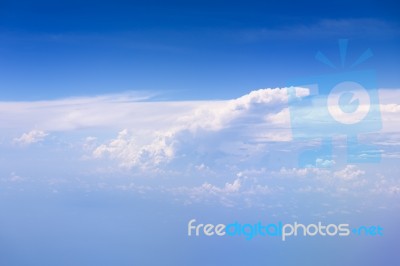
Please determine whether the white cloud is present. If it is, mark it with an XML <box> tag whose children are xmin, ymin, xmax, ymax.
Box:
<box><xmin>276</xmin><ymin>166</ymin><xmax>330</xmax><ymax>178</ymax></box>
<box><xmin>1</xmin><ymin>88</ymin><xmax>400</xmax><ymax>212</ymax></box>
<box><xmin>389</xmin><ymin>186</ymin><xmax>400</xmax><ymax>195</ymax></box>
<box><xmin>13</xmin><ymin>130</ymin><xmax>48</xmax><ymax>145</ymax></box>
<box><xmin>93</xmin><ymin>129</ymin><xmax>175</xmax><ymax>169</ymax></box>
<box><xmin>169</xmin><ymin>178</ymin><xmax>245</xmax><ymax>207</ymax></box>
<box><xmin>10</xmin><ymin>172</ymin><xmax>24</xmax><ymax>182</ymax></box>
<box><xmin>0</xmin><ymin>92</ymin><xmax>176</xmax><ymax>133</ymax></box>
<box><xmin>265</xmin><ymin>108</ymin><xmax>290</xmax><ymax>125</ymax></box>
<box><xmin>224</xmin><ymin>178</ymin><xmax>242</xmax><ymax>193</ymax></box>
<box><xmin>90</xmin><ymin>87</ymin><xmax>308</xmax><ymax>169</ymax></box>
<box><xmin>334</xmin><ymin>165</ymin><xmax>365</xmax><ymax>181</ymax></box>
<box><xmin>380</xmin><ymin>104</ymin><xmax>400</xmax><ymax>113</ymax></box>
<box><xmin>316</xmin><ymin>158</ymin><xmax>335</xmax><ymax>168</ymax></box>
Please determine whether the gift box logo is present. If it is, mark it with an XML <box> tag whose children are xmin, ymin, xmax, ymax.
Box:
<box><xmin>287</xmin><ymin>39</ymin><xmax>381</xmax><ymax>167</ymax></box>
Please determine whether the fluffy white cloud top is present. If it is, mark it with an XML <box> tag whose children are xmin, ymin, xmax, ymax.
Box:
<box><xmin>90</xmin><ymin>87</ymin><xmax>307</xmax><ymax>168</ymax></box>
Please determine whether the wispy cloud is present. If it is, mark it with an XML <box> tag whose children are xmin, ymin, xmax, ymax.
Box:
<box><xmin>236</xmin><ymin>19</ymin><xmax>400</xmax><ymax>42</ymax></box>
<box><xmin>13</xmin><ymin>130</ymin><xmax>48</xmax><ymax>146</ymax></box>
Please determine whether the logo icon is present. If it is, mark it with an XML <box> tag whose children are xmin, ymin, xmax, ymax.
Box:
<box><xmin>287</xmin><ymin>39</ymin><xmax>381</xmax><ymax>167</ymax></box>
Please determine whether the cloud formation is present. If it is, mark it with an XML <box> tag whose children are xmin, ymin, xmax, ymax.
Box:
<box><xmin>13</xmin><ymin>130</ymin><xmax>48</xmax><ymax>145</ymax></box>
<box><xmin>1</xmin><ymin>88</ymin><xmax>400</xmax><ymax>212</ymax></box>
<box><xmin>91</xmin><ymin>87</ymin><xmax>308</xmax><ymax>169</ymax></box>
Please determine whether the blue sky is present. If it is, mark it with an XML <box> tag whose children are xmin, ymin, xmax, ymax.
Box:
<box><xmin>0</xmin><ymin>0</ymin><xmax>399</xmax><ymax>100</ymax></box>
<box><xmin>1</xmin><ymin>1</ymin><xmax>400</xmax><ymax>265</ymax></box>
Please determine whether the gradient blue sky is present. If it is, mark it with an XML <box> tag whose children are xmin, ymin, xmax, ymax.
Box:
<box><xmin>0</xmin><ymin>0</ymin><xmax>399</xmax><ymax>100</ymax></box>
<box><xmin>1</xmin><ymin>1</ymin><xmax>400</xmax><ymax>266</ymax></box>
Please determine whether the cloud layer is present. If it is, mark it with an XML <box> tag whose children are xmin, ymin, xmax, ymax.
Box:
<box><xmin>1</xmin><ymin>88</ymin><xmax>400</xmax><ymax>211</ymax></box>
